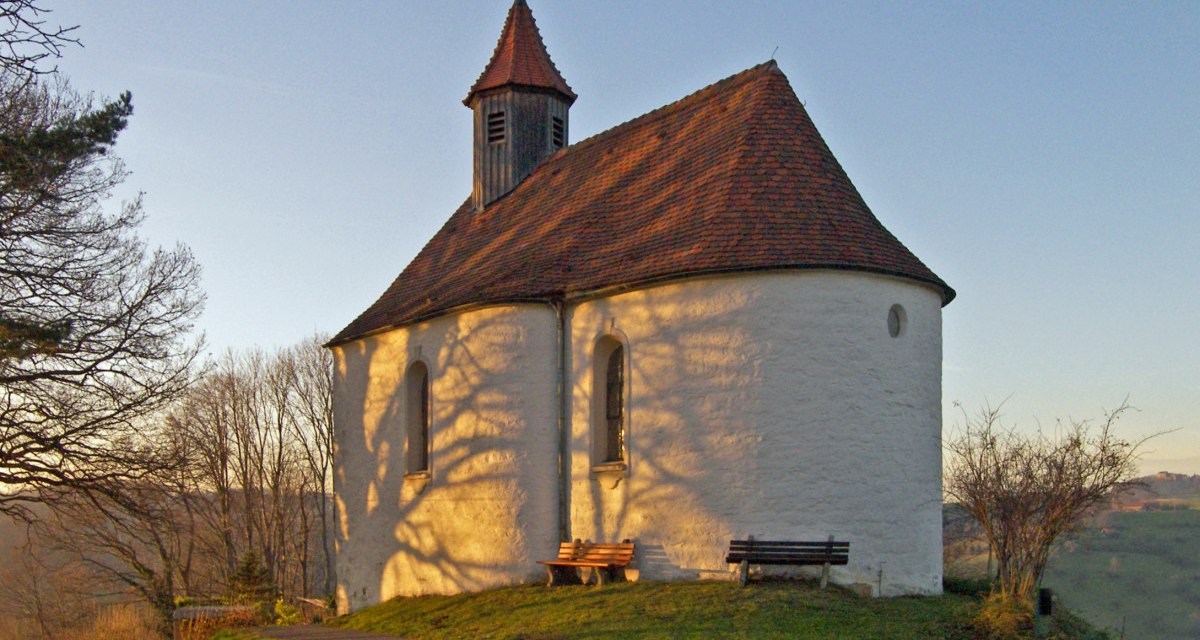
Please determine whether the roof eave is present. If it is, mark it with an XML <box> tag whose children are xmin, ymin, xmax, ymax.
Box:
<box><xmin>325</xmin><ymin>264</ymin><xmax>954</xmax><ymax>349</ymax></box>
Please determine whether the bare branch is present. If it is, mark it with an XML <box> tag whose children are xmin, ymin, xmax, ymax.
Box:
<box><xmin>0</xmin><ymin>0</ymin><xmax>81</xmax><ymax>76</ymax></box>
<box><xmin>944</xmin><ymin>399</ymin><xmax>1162</xmax><ymax>604</ymax></box>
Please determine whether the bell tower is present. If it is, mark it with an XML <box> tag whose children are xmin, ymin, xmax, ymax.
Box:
<box><xmin>465</xmin><ymin>0</ymin><xmax>576</xmax><ymax>211</ymax></box>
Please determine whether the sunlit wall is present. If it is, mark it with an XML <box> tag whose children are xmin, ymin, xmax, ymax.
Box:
<box><xmin>332</xmin><ymin>270</ymin><xmax>945</xmax><ymax>610</ymax></box>
<box><xmin>567</xmin><ymin>271</ymin><xmax>944</xmax><ymax>596</ymax></box>
<box><xmin>332</xmin><ymin>305</ymin><xmax>558</xmax><ymax>612</ymax></box>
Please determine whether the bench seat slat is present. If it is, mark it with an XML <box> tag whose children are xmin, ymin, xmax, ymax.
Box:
<box><xmin>726</xmin><ymin>556</ymin><xmax>849</xmax><ymax>565</ymax></box>
<box><xmin>729</xmin><ymin>539</ymin><xmax>849</xmax><ymax>545</ymax></box>
<box><xmin>729</xmin><ymin>541</ymin><xmax>849</xmax><ymax>549</ymax></box>
<box><xmin>726</xmin><ymin>555</ymin><xmax>849</xmax><ymax>561</ymax></box>
<box><xmin>549</xmin><ymin>554</ymin><xmax>633</xmax><ymax>559</ymax></box>
<box><xmin>538</xmin><ymin>560</ymin><xmax>627</xmax><ymax>568</ymax></box>
<box><xmin>727</xmin><ymin>549</ymin><xmax>849</xmax><ymax>556</ymax></box>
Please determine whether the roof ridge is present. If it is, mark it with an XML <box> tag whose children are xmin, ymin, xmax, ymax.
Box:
<box><xmin>476</xmin><ymin>62</ymin><xmax>783</xmax><ymax>213</ymax></box>
<box><xmin>712</xmin><ymin>63</ymin><xmax>786</xmax><ymax>232</ymax></box>
<box><xmin>564</xmin><ymin>61</ymin><xmax>779</xmax><ymax>156</ymax></box>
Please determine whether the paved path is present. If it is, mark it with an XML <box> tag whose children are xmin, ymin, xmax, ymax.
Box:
<box><xmin>254</xmin><ymin>626</ymin><xmax>406</xmax><ymax>639</ymax></box>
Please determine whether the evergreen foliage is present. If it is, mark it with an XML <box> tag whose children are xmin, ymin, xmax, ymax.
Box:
<box><xmin>228</xmin><ymin>553</ymin><xmax>276</xmax><ymax>605</ymax></box>
<box><xmin>0</xmin><ymin>1</ymin><xmax>204</xmax><ymax>517</ymax></box>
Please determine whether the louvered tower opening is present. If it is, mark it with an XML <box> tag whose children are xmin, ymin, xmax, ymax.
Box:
<box><xmin>487</xmin><ymin>112</ymin><xmax>506</xmax><ymax>144</ymax></box>
<box><xmin>466</xmin><ymin>0</ymin><xmax>576</xmax><ymax>211</ymax></box>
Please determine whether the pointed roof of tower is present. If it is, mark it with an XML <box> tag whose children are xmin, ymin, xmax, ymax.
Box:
<box><xmin>331</xmin><ymin>62</ymin><xmax>954</xmax><ymax>346</ymax></box>
<box><xmin>464</xmin><ymin>0</ymin><xmax>576</xmax><ymax>106</ymax></box>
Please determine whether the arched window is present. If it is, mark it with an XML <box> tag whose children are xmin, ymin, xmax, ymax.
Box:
<box><xmin>406</xmin><ymin>361</ymin><xmax>430</xmax><ymax>474</ymax></box>
<box><xmin>604</xmin><ymin>345</ymin><xmax>625</xmax><ymax>462</ymax></box>
<box><xmin>593</xmin><ymin>336</ymin><xmax>626</xmax><ymax>466</ymax></box>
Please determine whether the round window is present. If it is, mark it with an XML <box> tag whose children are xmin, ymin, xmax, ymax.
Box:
<box><xmin>887</xmin><ymin>304</ymin><xmax>906</xmax><ymax>338</ymax></box>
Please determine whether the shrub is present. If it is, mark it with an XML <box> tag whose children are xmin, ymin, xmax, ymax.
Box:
<box><xmin>274</xmin><ymin>599</ymin><xmax>301</xmax><ymax>625</ymax></box>
<box><xmin>976</xmin><ymin>593</ymin><xmax>1034</xmax><ymax>640</ymax></box>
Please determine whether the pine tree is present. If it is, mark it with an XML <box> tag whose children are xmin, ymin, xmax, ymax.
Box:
<box><xmin>0</xmin><ymin>3</ymin><xmax>204</xmax><ymax>517</ymax></box>
<box><xmin>228</xmin><ymin>553</ymin><xmax>276</xmax><ymax>604</ymax></box>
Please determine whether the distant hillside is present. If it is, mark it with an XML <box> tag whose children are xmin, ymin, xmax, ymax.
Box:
<box><xmin>1045</xmin><ymin>509</ymin><xmax>1200</xmax><ymax>640</ymax></box>
<box><xmin>943</xmin><ymin>472</ymin><xmax>1200</xmax><ymax>639</ymax></box>
<box><xmin>0</xmin><ymin>501</ymin><xmax>46</xmax><ymax>548</ymax></box>
<box><xmin>1112</xmin><ymin>472</ymin><xmax>1200</xmax><ymax>510</ymax></box>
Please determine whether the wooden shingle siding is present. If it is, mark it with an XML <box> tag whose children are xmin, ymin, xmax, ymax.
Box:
<box><xmin>473</xmin><ymin>90</ymin><xmax>569</xmax><ymax>210</ymax></box>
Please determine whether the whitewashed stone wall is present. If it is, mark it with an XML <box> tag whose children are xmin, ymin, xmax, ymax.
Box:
<box><xmin>566</xmin><ymin>271</ymin><xmax>944</xmax><ymax>596</ymax></box>
<box><xmin>332</xmin><ymin>270</ymin><xmax>945</xmax><ymax>611</ymax></box>
<box><xmin>331</xmin><ymin>305</ymin><xmax>559</xmax><ymax>613</ymax></box>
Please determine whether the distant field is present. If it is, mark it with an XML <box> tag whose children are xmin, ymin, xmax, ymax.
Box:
<box><xmin>1139</xmin><ymin>497</ymin><xmax>1200</xmax><ymax>510</ymax></box>
<box><xmin>1043</xmin><ymin>509</ymin><xmax>1200</xmax><ymax>640</ymax></box>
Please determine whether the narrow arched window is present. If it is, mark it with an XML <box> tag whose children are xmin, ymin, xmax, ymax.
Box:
<box><xmin>406</xmin><ymin>361</ymin><xmax>430</xmax><ymax>474</ymax></box>
<box><xmin>604</xmin><ymin>344</ymin><xmax>625</xmax><ymax>463</ymax></box>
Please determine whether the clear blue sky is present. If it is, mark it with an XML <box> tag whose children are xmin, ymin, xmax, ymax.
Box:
<box><xmin>48</xmin><ymin>1</ymin><xmax>1199</xmax><ymax>473</ymax></box>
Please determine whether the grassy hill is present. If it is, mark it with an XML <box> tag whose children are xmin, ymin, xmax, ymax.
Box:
<box><xmin>1044</xmin><ymin>509</ymin><xmax>1200</xmax><ymax>640</ymax></box>
<box><xmin>215</xmin><ymin>579</ymin><xmax>1107</xmax><ymax>640</ymax></box>
<box><xmin>1111</xmin><ymin>472</ymin><xmax>1200</xmax><ymax>510</ymax></box>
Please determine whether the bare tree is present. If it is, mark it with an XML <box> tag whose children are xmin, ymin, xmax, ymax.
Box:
<box><xmin>0</xmin><ymin>0</ymin><xmax>78</xmax><ymax>76</ymax></box>
<box><xmin>167</xmin><ymin>341</ymin><xmax>335</xmax><ymax>601</ymax></box>
<box><xmin>0</xmin><ymin>529</ymin><xmax>94</xmax><ymax>639</ymax></box>
<box><xmin>38</xmin><ymin>422</ymin><xmax>197</xmax><ymax>638</ymax></box>
<box><xmin>283</xmin><ymin>335</ymin><xmax>335</xmax><ymax>595</ymax></box>
<box><xmin>1</xmin><ymin>11</ymin><xmax>204</xmax><ymax>516</ymax></box>
<box><xmin>944</xmin><ymin>400</ymin><xmax>1154</xmax><ymax>604</ymax></box>
<box><xmin>171</xmin><ymin>370</ymin><xmax>241</xmax><ymax>588</ymax></box>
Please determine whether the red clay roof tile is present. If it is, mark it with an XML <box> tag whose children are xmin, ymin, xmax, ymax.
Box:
<box><xmin>332</xmin><ymin>62</ymin><xmax>954</xmax><ymax>345</ymax></box>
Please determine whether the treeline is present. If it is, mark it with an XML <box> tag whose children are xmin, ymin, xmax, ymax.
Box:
<box><xmin>3</xmin><ymin>337</ymin><xmax>335</xmax><ymax>637</ymax></box>
<box><xmin>167</xmin><ymin>337</ymin><xmax>335</xmax><ymax>600</ymax></box>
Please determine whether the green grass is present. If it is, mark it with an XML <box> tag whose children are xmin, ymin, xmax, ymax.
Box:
<box><xmin>329</xmin><ymin>580</ymin><xmax>972</xmax><ymax>640</ymax></box>
<box><xmin>213</xmin><ymin>579</ymin><xmax>1108</xmax><ymax>639</ymax></box>
<box><xmin>1043</xmin><ymin>509</ymin><xmax>1200</xmax><ymax>640</ymax></box>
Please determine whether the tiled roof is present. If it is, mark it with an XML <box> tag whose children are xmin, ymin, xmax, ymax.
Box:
<box><xmin>332</xmin><ymin>62</ymin><xmax>954</xmax><ymax>345</ymax></box>
<box><xmin>464</xmin><ymin>0</ymin><xmax>576</xmax><ymax>106</ymax></box>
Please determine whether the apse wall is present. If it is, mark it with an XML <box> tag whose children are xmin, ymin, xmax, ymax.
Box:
<box><xmin>565</xmin><ymin>271</ymin><xmax>945</xmax><ymax>596</ymax></box>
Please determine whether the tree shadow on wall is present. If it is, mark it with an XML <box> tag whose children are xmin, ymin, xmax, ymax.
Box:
<box><xmin>567</xmin><ymin>284</ymin><xmax>774</xmax><ymax>580</ymax></box>
<box><xmin>335</xmin><ymin>309</ymin><xmax>555</xmax><ymax>606</ymax></box>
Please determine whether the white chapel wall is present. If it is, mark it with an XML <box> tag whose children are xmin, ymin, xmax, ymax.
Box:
<box><xmin>331</xmin><ymin>304</ymin><xmax>559</xmax><ymax>612</ymax></box>
<box><xmin>566</xmin><ymin>271</ymin><xmax>944</xmax><ymax>596</ymax></box>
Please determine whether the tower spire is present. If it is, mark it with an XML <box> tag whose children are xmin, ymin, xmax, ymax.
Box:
<box><xmin>464</xmin><ymin>0</ymin><xmax>575</xmax><ymax>107</ymax></box>
<box><xmin>467</xmin><ymin>1</ymin><xmax>574</xmax><ymax>211</ymax></box>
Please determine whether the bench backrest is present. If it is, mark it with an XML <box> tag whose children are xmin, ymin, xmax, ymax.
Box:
<box><xmin>555</xmin><ymin>539</ymin><xmax>635</xmax><ymax>564</ymax></box>
<box><xmin>726</xmin><ymin>539</ymin><xmax>850</xmax><ymax>565</ymax></box>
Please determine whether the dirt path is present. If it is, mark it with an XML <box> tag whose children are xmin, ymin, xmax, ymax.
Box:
<box><xmin>254</xmin><ymin>626</ymin><xmax>407</xmax><ymax>639</ymax></box>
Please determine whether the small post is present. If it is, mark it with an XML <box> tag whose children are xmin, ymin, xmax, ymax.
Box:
<box><xmin>819</xmin><ymin>534</ymin><xmax>834</xmax><ymax>589</ymax></box>
<box><xmin>1034</xmin><ymin>587</ymin><xmax>1054</xmax><ymax>638</ymax></box>
<box><xmin>739</xmin><ymin>535</ymin><xmax>753</xmax><ymax>587</ymax></box>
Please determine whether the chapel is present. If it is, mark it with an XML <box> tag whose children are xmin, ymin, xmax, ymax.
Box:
<box><xmin>328</xmin><ymin>0</ymin><xmax>954</xmax><ymax>613</ymax></box>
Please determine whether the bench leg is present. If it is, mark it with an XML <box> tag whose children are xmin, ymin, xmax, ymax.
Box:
<box><xmin>819</xmin><ymin>562</ymin><xmax>830</xmax><ymax>590</ymax></box>
<box><xmin>738</xmin><ymin>560</ymin><xmax>749</xmax><ymax>587</ymax></box>
<box><xmin>546</xmin><ymin>566</ymin><xmax>583</xmax><ymax>587</ymax></box>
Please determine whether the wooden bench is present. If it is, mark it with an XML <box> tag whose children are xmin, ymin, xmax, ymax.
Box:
<box><xmin>725</xmin><ymin>536</ymin><xmax>849</xmax><ymax>587</ymax></box>
<box><xmin>538</xmin><ymin>539</ymin><xmax>635</xmax><ymax>586</ymax></box>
